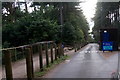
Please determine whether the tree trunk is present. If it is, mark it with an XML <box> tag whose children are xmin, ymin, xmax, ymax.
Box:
<box><xmin>24</xmin><ymin>0</ymin><xmax>28</xmax><ymax>13</ymax></box>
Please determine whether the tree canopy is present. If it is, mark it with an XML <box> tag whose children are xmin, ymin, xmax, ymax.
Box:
<box><xmin>2</xmin><ymin>2</ymin><xmax>90</xmax><ymax>48</ymax></box>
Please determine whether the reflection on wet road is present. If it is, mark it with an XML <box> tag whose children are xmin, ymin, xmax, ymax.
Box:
<box><xmin>44</xmin><ymin>43</ymin><xmax>119</xmax><ymax>78</ymax></box>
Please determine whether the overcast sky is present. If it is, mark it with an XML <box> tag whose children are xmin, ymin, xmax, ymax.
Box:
<box><xmin>80</xmin><ymin>0</ymin><xmax>97</xmax><ymax>32</ymax></box>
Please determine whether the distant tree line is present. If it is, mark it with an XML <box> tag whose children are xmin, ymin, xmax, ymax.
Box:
<box><xmin>2</xmin><ymin>1</ymin><xmax>90</xmax><ymax>48</ymax></box>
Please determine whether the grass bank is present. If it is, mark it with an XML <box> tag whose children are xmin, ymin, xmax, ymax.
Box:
<box><xmin>35</xmin><ymin>55</ymin><xmax>69</xmax><ymax>77</ymax></box>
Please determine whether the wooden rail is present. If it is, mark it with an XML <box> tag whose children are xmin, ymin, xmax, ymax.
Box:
<box><xmin>1</xmin><ymin>41</ymin><xmax>85</xmax><ymax>80</ymax></box>
<box><xmin>2</xmin><ymin>41</ymin><xmax>64</xmax><ymax>80</ymax></box>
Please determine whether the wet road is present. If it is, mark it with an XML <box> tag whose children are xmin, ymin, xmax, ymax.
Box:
<box><xmin>44</xmin><ymin>43</ymin><xmax>119</xmax><ymax>78</ymax></box>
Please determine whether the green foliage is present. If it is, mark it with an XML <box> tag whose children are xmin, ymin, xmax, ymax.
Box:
<box><xmin>62</xmin><ymin>22</ymin><xmax>76</xmax><ymax>43</ymax></box>
<box><xmin>35</xmin><ymin>55</ymin><xmax>69</xmax><ymax>77</ymax></box>
<box><xmin>3</xmin><ymin>11</ymin><xmax>59</xmax><ymax>47</ymax></box>
<box><xmin>2</xmin><ymin>2</ymin><xmax>89</xmax><ymax>48</ymax></box>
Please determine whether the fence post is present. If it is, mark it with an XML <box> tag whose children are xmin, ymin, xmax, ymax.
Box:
<box><xmin>76</xmin><ymin>43</ymin><xmax>78</xmax><ymax>51</ymax></box>
<box><xmin>22</xmin><ymin>47</ymin><xmax>25</xmax><ymax>59</ymax></box>
<box><xmin>22</xmin><ymin>48</ymin><xmax>25</xmax><ymax>58</ymax></box>
<box><xmin>60</xmin><ymin>43</ymin><xmax>64</xmax><ymax>56</ymax></box>
<box><xmin>54</xmin><ymin>43</ymin><xmax>57</xmax><ymax>60</ymax></box>
<box><xmin>62</xmin><ymin>45</ymin><xmax>64</xmax><ymax>56</ymax></box>
<box><xmin>14</xmin><ymin>49</ymin><xmax>17</xmax><ymax>61</ymax></box>
<box><xmin>4</xmin><ymin>50</ymin><xmax>13</xmax><ymax>80</ymax></box>
<box><xmin>75</xmin><ymin>44</ymin><xmax>77</xmax><ymax>52</ymax></box>
<box><xmin>58</xmin><ymin>44</ymin><xmax>60</xmax><ymax>58</ymax></box>
<box><xmin>30</xmin><ymin>46</ymin><xmax>34</xmax><ymax>78</ymax></box>
<box><xmin>38</xmin><ymin>44</ymin><xmax>43</xmax><ymax>71</ymax></box>
<box><xmin>50</xmin><ymin>43</ymin><xmax>53</xmax><ymax>63</ymax></box>
<box><xmin>45</xmin><ymin>43</ymin><xmax>49</xmax><ymax>67</ymax></box>
<box><xmin>25</xmin><ymin>48</ymin><xmax>33</xmax><ymax>80</ymax></box>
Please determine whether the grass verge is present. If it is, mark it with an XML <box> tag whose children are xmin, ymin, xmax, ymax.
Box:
<box><xmin>35</xmin><ymin>55</ymin><xmax>70</xmax><ymax>77</ymax></box>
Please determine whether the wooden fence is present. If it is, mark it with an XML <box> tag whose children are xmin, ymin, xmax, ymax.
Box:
<box><xmin>2</xmin><ymin>41</ymin><xmax>64</xmax><ymax>80</ymax></box>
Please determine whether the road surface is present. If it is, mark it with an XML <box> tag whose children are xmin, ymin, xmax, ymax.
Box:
<box><xmin>0</xmin><ymin>47</ymin><xmax>76</xmax><ymax>79</ymax></box>
<box><xmin>1</xmin><ymin>43</ymin><xmax>119</xmax><ymax>79</ymax></box>
<box><xmin>43</xmin><ymin>43</ymin><xmax>119</xmax><ymax>78</ymax></box>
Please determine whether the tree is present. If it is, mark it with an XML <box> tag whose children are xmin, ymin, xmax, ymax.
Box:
<box><xmin>93</xmin><ymin>2</ymin><xmax>120</xmax><ymax>42</ymax></box>
<box><xmin>2</xmin><ymin>2</ymin><xmax>90</xmax><ymax>48</ymax></box>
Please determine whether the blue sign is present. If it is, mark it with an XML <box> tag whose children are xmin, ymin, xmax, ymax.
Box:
<box><xmin>102</xmin><ymin>42</ymin><xmax>113</xmax><ymax>51</ymax></box>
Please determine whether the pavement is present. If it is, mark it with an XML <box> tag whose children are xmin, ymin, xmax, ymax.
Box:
<box><xmin>1</xmin><ymin>43</ymin><xmax>119</xmax><ymax>79</ymax></box>
<box><xmin>43</xmin><ymin>43</ymin><xmax>119</xmax><ymax>78</ymax></box>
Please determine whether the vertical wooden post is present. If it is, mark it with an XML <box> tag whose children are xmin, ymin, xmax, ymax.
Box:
<box><xmin>14</xmin><ymin>49</ymin><xmax>17</xmax><ymax>61</ymax></box>
<box><xmin>54</xmin><ymin>43</ymin><xmax>57</xmax><ymax>60</ymax></box>
<box><xmin>45</xmin><ymin>43</ymin><xmax>49</xmax><ymax>67</ymax></box>
<box><xmin>58</xmin><ymin>44</ymin><xmax>60</xmax><ymax>58</ymax></box>
<box><xmin>4</xmin><ymin>50</ymin><xmax>13</xmax><ymax>80</ymax></box>
<box><xmin>25</xmin><ymin>48</ymin><xmax>33</xmax><ymax>80</ymax></box>
<box><xmin>62</xmin><ymin>44</ymin><xmax>64</xmax><ymax>56</ymax></box>
<box><xmin>29</xmin><ymin>47</ymin><xmax>34</xmax><ymax>78</ymax></box>
<box><xmin>60</xmin><ymin>43</ymin><xmax>64</xmax><ymax>56</ymax></box>
<box><xmin>76</xmin><ymin>43</ymin><xmax>78</xmax><ymax>51</ymax></box>
<box><xmin>50</xmin><ymin>43</ymin><xmax>53</xmax><ymax>63</ymax></box>
<box><xmin>22</xmin><ymin>47</ymin><xmax>25</xmax><ymax>58</ymax></box>
<box><xmin>75</xmin><ymin>44</ymin><xmax>77</xmax><ymax>52</ymax></box>
<box><xmin>56</xmin><ymin>44</ymin><xmax>59</xmax><ymax>58</ymax></box>
<box><xmin>38</xmin><ymin>44</ymin><xmax>43</xmax><ymax>71</ymax></box>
